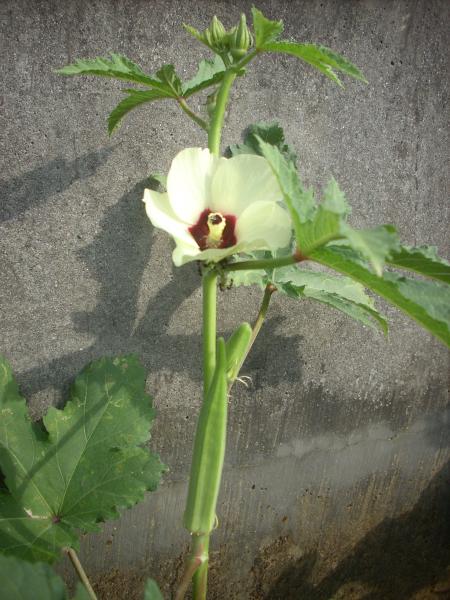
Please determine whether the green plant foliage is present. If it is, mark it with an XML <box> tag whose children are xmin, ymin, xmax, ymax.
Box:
<box><xmin>108</xmin><ymin>89</ymin><xmax>171</xmax><ymax>134</ymax></box>
<box><xmin>144</xmin><ymin>579</ymin><xmax>165</xmax><ymax>600</ymax></box>
<box><xmin>251</xmin><ymin>7</ymin><xmax>284</xmax><ymax>49</ymax></box>
<box><xmin>386</xmin><ymin>245</ymin><xmax>450</xmax><ymax>284</ymax></box>
<box><xmin>182</xmin><ymin>56</ymin><xmax>226</xmax><ymax>97</ymax></box>
<box><xmin>258</xmin><ymin>139</ymin><xmax>400</xmax><ymax>274</ymax></box>
<box><xmin>56</xmin><ymin>53</ymin><xmax>169</xmax><ymax>90</ymax></box>
<box><xmin>228</xmin><ymin>121</ymin><xmax>297</xmax><ymax>166</ymax></box>
<box><xmin>312</xmin><ymin>245</ymin><xmax>450</xmax><ymax>346</ymax></box>
<box><xmin>231</xmin><ymin>253</ymin><xmax>387</xmax><ymax>333</ymax></box>
<box><xmin>0</xmin><ymin>355</ymin><xmax>166</xmax><ymax>563</ymax></box>
<box><xmin>263</xmin><ymin>42</ymin><xmax>367</xmax><ymax>86</ymax></box>
<box><xmin>0</xmin><ymin>554</ymin><xmax>89</xmax><ymax>599</ymax></box>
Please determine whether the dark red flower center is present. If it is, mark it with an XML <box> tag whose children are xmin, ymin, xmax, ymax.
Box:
<box><xmin>188</xmin><ymin>208</ymin><xmax>237</xmax><ymax>250</ymax></box>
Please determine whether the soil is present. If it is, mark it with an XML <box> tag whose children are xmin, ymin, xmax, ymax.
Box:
<box><xmin>90</xmin><ymin>534</ymin><xmax>450</xmax><ymax>599</ymax></box>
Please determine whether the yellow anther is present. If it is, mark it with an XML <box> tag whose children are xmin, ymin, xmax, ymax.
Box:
<box><xmin>207</xmin><ymin>212</ymin><xmax>226</xmax><ymax>246</ymax></box>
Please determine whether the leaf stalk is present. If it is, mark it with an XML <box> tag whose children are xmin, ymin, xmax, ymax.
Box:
<box><xmin>66</xmin><ymin>548</ymin><xmax>98</xmax><ymax>600</ymax></box>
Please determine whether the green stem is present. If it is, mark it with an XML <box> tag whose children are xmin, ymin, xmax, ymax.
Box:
<box><xmin>177</xmin><ymin>98</ymin><xmax>208</xmax><ymax>131</ymax></box>
<box><xmin>66</xmin><ymin>548</ymin><xmax>98</xmax><ymax>600</ymax></box>
<box><xmin>175</xmin><ymin>534</ymin><xmax>209</xmax><ymax>600</ymax></box>
<box><xmin>224</xmin><ymin>254</ymin><xmax>301</xmax><ymax>273</ymax></box>
<box><xmin>192</xmin><ymin>534</ymin><xmax>210</xmax><ymax>600</ymax></box>
<box><xmin>208</xmin><ymin>70</ymin><xmax>237</xmax><ymax>155</ymax></box>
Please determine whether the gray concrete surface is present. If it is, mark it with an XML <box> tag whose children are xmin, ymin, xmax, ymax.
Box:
<box><xmin>1</xmin><ymin>0</ymin><xmax>449</xmax><ymax>597</ymax></box>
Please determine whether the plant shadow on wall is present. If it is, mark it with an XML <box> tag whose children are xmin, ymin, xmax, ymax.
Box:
<box><xmin>5</xmin><ymin>150</ymin><xmax>302</xmax><ymax>403</ymax></box>
<box><xmin>264</xmin><ymin>459</ymin><xmax>450</xmax><ymax>600</ymax></box>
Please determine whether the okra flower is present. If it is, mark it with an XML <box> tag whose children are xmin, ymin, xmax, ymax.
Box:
<box><xmin>143</xmin><ymin>148</ymin><xmax>292</xmax><ymax>266</ymax></box>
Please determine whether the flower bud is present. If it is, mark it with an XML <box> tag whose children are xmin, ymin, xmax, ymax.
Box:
<box><xmin>229</xmin><ymin>14</ymin><xmax>253</xmax><ymax>59</ymax></box>
<box><xmin>204</xmin><ymin>16</ymin><xmax>228</xmax><ymax>53</ymax></box>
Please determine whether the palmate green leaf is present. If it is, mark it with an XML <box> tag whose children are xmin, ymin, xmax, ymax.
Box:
<box><xmin>276</xmin><ymin>268</ymin><xmax>388</xmax><ymax>333</ymax></box>
<box><xmin>263</xmin><ymin>41</ymin><xmax>367</xmax><ymax>86</ymax></box>
<box><xmin>256</xmin><ymin>137</ymin><xmax>316</xmax><ymax>226</ymax></box>
<box><xmin>230</xmin><ymin>252</ymin><xmax>387</xmax><ymax>333</ymax></box>
<box><xmin>182</xmin><ymin>55</ymin><xmax>226</xmax><ymax>97</ymax></box>
<box><xmin>386</xmin><ymin>245</ymin><xmax>450</xmax><ymax>284</ymax></box>
<box><xmin>258</xmin><ymin>139</ymin><xmax>399</xmax><ymax>274</ymax></box>
<box><xmin>144</xmin><ymin>579</ymin><xmax>165</xmax><ymax>600</ymax></box>
<box><xmin>228</xmin><ymin>121</ymin><xmax>297</xmax><ymax>166</ymax></box>
<box><xmin>0</xmin><ymin>554</ymin><xmax>89</xmax><ymax>599</ymax></box>
<box><xmin>56</xmin><ymin>53</ymin><xmax>171</xmax><ymax>91</ymax></box>
<box><xmin>251</xmin><ymin>7</ymin><xmax>284</xmax><ymax>49</ymax></box>
<box><xmin>0</xmin><ymin>355</ymin><xmax>165</xmax><ymax>563</ymax></box>
<box><xmin>108</xmin><ymin>89</ymin><xmax>171</xmax><ymax>134</ymax></box>
<box><xmin>311</xmin><ymin>245</ymin><xmax>450</xmax><ymax>347</ymax></box>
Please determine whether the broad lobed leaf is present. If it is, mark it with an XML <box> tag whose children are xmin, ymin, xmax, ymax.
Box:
<box><xmin>0</xmin><ymin>355</ymin><xmax>166</xmax><ymax>563</ymax></box>
<box><xmin>0</xmin><ymin>554</ymin><xmax>89</xmax><ymax>599</ymax></box>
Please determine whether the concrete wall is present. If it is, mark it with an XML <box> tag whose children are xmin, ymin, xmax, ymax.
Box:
<box><xmin>1</xmin><ymin>0</ymin><xmax>449</xmax><ymax>597</ymax></box>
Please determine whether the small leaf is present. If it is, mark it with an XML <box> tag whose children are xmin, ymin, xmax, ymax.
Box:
<box><xmin>155</xmin><ymin>64</ymin><xmax>183</xmax><ymax>97</ymax></box>
<box><xmin>311</xmin><ymin>245</ymin><xmax>450</xmax><ymax>347</ymax></box>
<box><xmin>277</xmin><ymin>268</ymin><xmax>388</xmax><ymax>333</ymax></box>
<box><xmin>339</xmin><ymin>224</ymin><xmax>400</xmax><ymax>276</ymax></box>
<box><xmin>263</xmin><ymin>41</ymin><xmax>367</xmax><ymax>85</ymax></box>
<box><xmin>108</xmin><ymin>89</ymin><xmax>171</xmax><ymax>134</ymax></box>
<box><xmin>148</xmin><ymin>172</ymin><xmax>167</xmax><ymax>191</ymax></box>
<box><xmin>182</xmin><ymin>55</ymin><xmax>226</xmax><ymax>97</ymax></box>
<box><xmin>56</xmin><ymin>53</ymin><xmax>170</xmax><ymax>90</ymax></box>
<box><xmin>387</xmin><ymin>245</ymin><xmax>450</xmax><ymax>284</ymax></box>
<box><xmin>251</xmin><ymin>7</ymin><xmax>284</xmax><ymax>49</ymax></box>
<box><xmin>0</xmin><ymin>355</ymin><xmax>166</xmax><ymax>562</ymax></box>
<box><xmin>144</xmin><ymin>579</ymin><xmax>164</xmax><ymax>600</ymax></box>
<box><xmin>257</xmin><ymin>137</ymin><xmax>316</xmax><ymax>229</ymax></box>
<box><xmin>229</xmin><ymin>121</ymin><xmax>297</xmax><ymax>166</ymax></box>
<box><xmin>0</xmin><ymin>554</ymin><xmax>67</xmax><ymax>600</ymax></box>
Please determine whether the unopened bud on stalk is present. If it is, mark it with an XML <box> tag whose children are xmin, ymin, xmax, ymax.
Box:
<box><xmin>204</xmin><ymin>16</ymin><xmax>228</xmax><ymax>53</ymax></box>
<box><xmin>229</xmin><ymin>14</ymin><xmax>253</xmax><ymax>59</ymax></box>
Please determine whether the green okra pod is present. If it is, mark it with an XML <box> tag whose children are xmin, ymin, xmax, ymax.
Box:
<box><xmin>183</xmin><ymin>338</ymin><xmax>228</xmax><ymax>534</ymax></box>
<box><xmin>225</xmin><ymin>322</ymin><xmax>252</xmax><ymax>383</ymax></box>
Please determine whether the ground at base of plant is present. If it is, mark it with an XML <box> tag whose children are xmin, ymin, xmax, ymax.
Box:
<box><xmin>62</xmin><ymin>532</ymin><xmax>450</xmax><ymax>600</ymax></box>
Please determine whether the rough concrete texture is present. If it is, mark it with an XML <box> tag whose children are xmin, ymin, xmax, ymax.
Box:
<box><xmin>1</xmin><ymin>0</ymin><xmax>449</xmax><ymax>597</ymax></box>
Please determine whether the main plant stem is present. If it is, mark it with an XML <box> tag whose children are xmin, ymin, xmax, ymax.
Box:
<box><xmin>67</xmin><ymin>548</ymin><xmax>98</xmax><ymax>600</ymax></box>
<box><xmin>208</xmin><ymin>71</ymin><xmax>237</xmax><ymax>156</ymax></box>
<box><xmin>189</xmin><ymin>69</ymin><xmax>236</xmax><ymax>600</ymax></box>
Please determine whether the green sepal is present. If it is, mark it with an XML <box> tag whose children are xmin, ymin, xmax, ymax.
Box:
<box><xmin>225</xmin><ymin>323</ymin><xmax>252</xmax><ymax>382</ymax></box>
<box><xmin>183</xmin><ymin>339</ymin><xmax>228</xmax><ymax>534</ymax></box>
